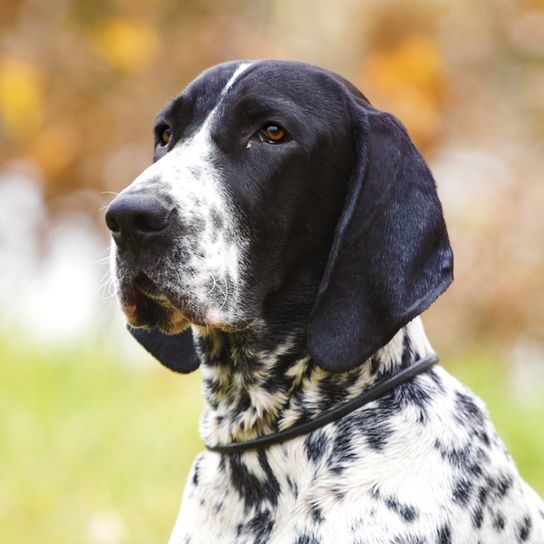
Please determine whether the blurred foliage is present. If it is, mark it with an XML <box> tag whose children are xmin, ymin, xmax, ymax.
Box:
<box><xmin>0</xmin><ymin>58</ymin><xmax>42</xmax><ymax>138</ymax></box>
<box><xmin>0</xmin><ymin>1</ymin><xmax>543</xmax><ymax>540</ymax></box>
<box><xmin>1</xmin><ymin>0</ymin><xmax>543</xmax><ymax>351</ymax></box>
<box><xmin>361</xmin><ymin>35</ymin><xmax>446</xmax><ymax>149</ymax></box>
<box><xmin>1</xmin><ymin>337</ymin><xmax>542</xmax><ymax>543</ymax></box>
<box><xmin>89</xmin><ymin>17</ymin><xmax>160</xmax><ymax>73</ymax></box>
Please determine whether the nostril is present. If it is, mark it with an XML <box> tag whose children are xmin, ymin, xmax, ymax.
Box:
<box><xmin>133</xmin><ymin>207</ymin><xmax>172</xmax><ymax>232</ymax></box>
<box><xmin>105</xmin><ymin>213</ymin><xmax>121</xmax><ymax>234</ymax></box>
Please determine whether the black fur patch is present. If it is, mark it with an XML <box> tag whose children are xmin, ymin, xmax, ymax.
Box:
<box><xmin>229</xmin><ymin>451</ymin><xmax>280</xmax><ymax>510</ymax></box>
<box><xmin>517</xmin><ymin>515</ymin><xmax>532</xmax><ymax>542</ymax></box>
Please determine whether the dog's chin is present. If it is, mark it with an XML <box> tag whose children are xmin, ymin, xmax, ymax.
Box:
<box><xmin>118</xmin><ymin>274</ymin><xmax>194</xmax><ymax>333</ymax></box>
<box><xmin>122</xmin><ymin>301</ymin><xmax>191</xmax><ymax>334</ymax></box>
<box><xmin>117</xmin><ymin>272</ymin><xmax>246</xmax><ymax>334</ymax></box>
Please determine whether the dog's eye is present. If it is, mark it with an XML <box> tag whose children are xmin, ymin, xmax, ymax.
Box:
<box><xmin>160</xmin><ymin>127</ymin><xmax>172</xmax><ymax>146</ymax></box>
<box><xmin>260</xmin><ymin>124</ymin><xmax>287</xmax><ymax>144</ymax></box>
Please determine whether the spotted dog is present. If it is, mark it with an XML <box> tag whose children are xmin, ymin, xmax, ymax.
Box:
<box><xmin>105</xmin><ymin>61</ymin><xmax>544</xmax><ymax>543</ymax></box>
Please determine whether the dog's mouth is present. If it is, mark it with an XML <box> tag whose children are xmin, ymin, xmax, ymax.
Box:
<box><xmin>119</xmin><ymin>272</ymin><xmax>191</xmax><ymax>334</ymax></box>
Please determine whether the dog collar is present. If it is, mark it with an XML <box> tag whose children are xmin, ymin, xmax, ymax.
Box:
<box><xmin>205</xmin><ymin>353</ymin><xmax>439</xmax><ymax>455</ymax></box>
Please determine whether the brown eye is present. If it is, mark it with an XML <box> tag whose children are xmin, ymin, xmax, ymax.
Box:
<box><xmin>161</xmin><ymin>127</ymin><xmax>172</xmax><ymax>146</ymax></box>
<box><xmin>261</xmin><ymin>124</ymin><xmax>287</xmax><ymax>144</ymax></box>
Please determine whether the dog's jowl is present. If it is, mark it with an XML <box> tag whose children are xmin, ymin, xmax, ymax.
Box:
<box><xmin>106</xmin><ymin>60</ymin><xmax>544</xmax><ymax>544</ymax></box>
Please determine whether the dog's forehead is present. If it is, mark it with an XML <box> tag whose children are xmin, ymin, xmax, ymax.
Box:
<box><xmin>155</xmin><ymin>62</ymin><xmax>243</xmax><ymax>123</ymax></box>
<box><xmin>159</xmin><ymin>61</ymin><xmax>350</xmax><ymax>123</ymax></box>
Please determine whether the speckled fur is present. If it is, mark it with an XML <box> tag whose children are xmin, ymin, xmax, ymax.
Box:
<box><xmin>107</xmin><ymin>60</ymin><xmax>544</xmax><ymax>543</ymax></box>
<box><xmin>169</xmin><ymin>318</ymin><xmax>544</xmax><ymax>544</ymax></box>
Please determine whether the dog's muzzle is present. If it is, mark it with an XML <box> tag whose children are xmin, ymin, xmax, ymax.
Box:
<box><xmin>105</xmin><ymin>191</ymin><xmax>192</xmax><ymax>332</ymax></box>
<box><xmin>105</xmin><ymin>192</ymin><xmax>175</xmax><ymax>253</ymax></box>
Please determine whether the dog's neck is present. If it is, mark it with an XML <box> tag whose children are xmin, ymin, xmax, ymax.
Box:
<box><xmin>195</xmin><ymin>317</ymin><xmax>434</xmax><ymax>447</ymax></box>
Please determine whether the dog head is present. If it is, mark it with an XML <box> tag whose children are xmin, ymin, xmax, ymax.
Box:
<box><xmin>106</xmin><ymin>60</ymin><xmax>453</xmax><ymax>373</ymax></box>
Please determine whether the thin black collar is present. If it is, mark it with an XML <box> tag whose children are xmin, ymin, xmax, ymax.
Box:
<box><xmin>205</xmin><ymin>353</ymin><xmax>439</xmax><ymax>455</ymax></box>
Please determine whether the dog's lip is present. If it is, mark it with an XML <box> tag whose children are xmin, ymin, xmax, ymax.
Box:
<box><xmin>119</xmin><ymin>273</ymin><xmax>194</xmax><ymax>332</ymax></box>
<box><xmin>134</xmin><ymin>285</ymin><xmax>169</xmax><ymax>303</ymax></box>
<box><xmin>133</xmin><ymin>273</ymin><xmax>169</xmax><ymax>302</ymax></box>
<box><xmin>121</xmin><ymin>301</ymin><xmax>139</xmax><ymax>325</ymax></box>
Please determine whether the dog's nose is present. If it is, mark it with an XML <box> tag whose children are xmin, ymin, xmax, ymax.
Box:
<box><xmin>105</xmin><ymin>193</ymin><xmax>174</xmax><ymax>250</ymax></box>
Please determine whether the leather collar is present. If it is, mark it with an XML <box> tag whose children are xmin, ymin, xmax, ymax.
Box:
<box><xmin>205</xmin><ymin>353</ymin><xmax>439</xmax><ymax>455</ymax></box>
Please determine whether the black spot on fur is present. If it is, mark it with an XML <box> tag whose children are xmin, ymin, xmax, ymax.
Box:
<box><xmin>247</xmin><ymin>509</ymin><xmax>274</xmax><ymax>543</ymax></box>
<box><xmin>233</xmin><ymin>389</ymin><xmax>251</xmax><ymax>415</ymax></box>
<box><xmin>472</xmin><ymin>506</ymin><xmax>484</xmax><ymax>529</ymax></box>
<box><xmin>328</xmin><ymin>424</ymin><xmax>356</xmax><ymax>473</ymax></box>
<box><xmin>391</xmin><ymin>379</ymin><xmax>432</xmax><ymax>423</ymax></box>
<box><xmin>390</xmin><ymin>535</ymin><xmax>425</xmax><ymax>544</ymax></box>
<box><xmin>437</xmin><ymin>524</ymin><xmax>452</xmax><ymax>544</ymax></box>
<box><xmin>398</xmin><ymin>334</ymin><xmax>415</xmax><ymax>370</ymax></box>
<box><xmin>517</xmin><ymin>515</ymin><xmax>532</xmax><ymax>541</ymax></box>
<box><xmin>203</xmin><ymin>377</ymin><xmax>223</xmax><ymax>396</ymax></box>
<box><xmin>455</xmin><ymin>391</ymin><xmax>485</xmax><ymax>428</ymax></box>
<box><xmin>286</xmin><ymin>476</ymin><xmax>299</xmax><ymax>498</ymax></box>
<box><xmin>355</xmin><ymin>404</ymin><xmax>395</xmax><ymax>451</ymax></box>
<box><xmin>192</xmin><ymin>457</ymin><xmax>201</xmax><ymax>487</ymax></box>
<box><xmin>305</xmin><ymin>430</ymin><xmax>329</xmax><ymax>463</ymax></box>
<box><xmin>401</xmin><ymin>506</ymin><xmax>418</xmax><ymax>522</ymax></box>
<box><xmin>261</xmin><ymin>371</ymin><xmax>291</xmax><ymax>395</ymax></box>
<box><xmin>384</xmin><ymin>496</ymin><xmax>418</xmax><ymax>522</ymax></box>
<box><xmin>332</xmin><ymin>486</ymin><xmax>346</xmax><ymax>501</ymax></box>
<box><xmin>434</xmin><ymin>438</ymin><xmax>490</xmax><ymax>480</ymax></box>
<box><xmin>477</xmin><ymin>484</ymin><xmax>489</xmax><ymax>508</ymax></box>
<box><xmin>493</xmin><ymin>512</ymin><xmax>506</xmax><ymax>531</ymax></box>
<box><xmin>293</xmin><ymin>535</ymin><xmax>319</xmax><ymax>544</ymax></box>
<box><xmin>229</xmin><ymin>451</ymin><xmax>280</xmax><ymax>510</ymax></box>
<box><xmin>428</xmin><ymin>368</ymin><xmax>445</xmax><ymax>391</ymax></box>
<box><xmin>452</xmin><ymin>478</ymin><xmax>472</xmax><ymax>505</ymax></box>
<box><xmin>318</xmin><ymin>376</ymin><xmax>349</xmax><ymax>411</ymax></box>
<box><xmin>369</xmin><ymin>356</ymin><xmax>380</xmax><ymax>375</ymax></box>
<box><xmin>496</xmin><ymin>473</ymin><xmax>513</xmax><ymax>497</ymax></box>
<box><xmin>474</xmin><ymin>428</ymin><xmax>490</xmax><ymax>447</ymax></box>
<box><xmin>311</xmin><ymin>504</ymin><xmax>324</xmax><ymax>524</ymax></box>
<box><xmin>236</xmin><ymin>509</ymin><xmax>274</xmax><ymax>543</ymax></box>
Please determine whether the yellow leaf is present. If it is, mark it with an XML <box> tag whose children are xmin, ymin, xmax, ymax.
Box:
<box><xmin>90</xmin><ymin>17</ymin><xmax>160</xmax><ymax>73</ymax></box>
<box><xmin>360</xmin><ymin>35</ymin><xmax>446</xmax><ymax>149</ymax></box>
<box><xmin>0</xmin><ymin>58</ymin><xmax>43</xmax><ymax>140</ymax></box>
<box><xmin>29</xmin><ymin>122</ymin><xmax>79</xmax><ymax>178</ymax></box>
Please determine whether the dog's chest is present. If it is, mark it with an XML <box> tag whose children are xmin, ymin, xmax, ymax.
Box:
<box><xmin>169</xmin><ymin>370</ymin><xmax>544</xmax><ymax>544</ymax></box>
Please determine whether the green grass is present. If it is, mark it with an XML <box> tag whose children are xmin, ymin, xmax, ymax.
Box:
<box><xmin>1</xmin><ymin>337</ymin><xmax>543</xmax><ymax>543</ymax></box>
<box><xmin>443</xmin><ymin>353</ymin><xmax>544</xmax><ymax>496</ymax></box>
<box><xmin>0</xmin><ymin>335</ymin><xmax>203</xmax><ymax>544</ymax></box>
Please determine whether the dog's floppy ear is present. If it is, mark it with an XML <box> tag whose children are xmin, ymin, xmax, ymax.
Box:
<box><xmin>307</xmin><ymin>102</ymin><xmax>453</xmax><ymax>373</ymax></box>
<box><xmin>128</xmin><ymin>326</ymin><xmax>199</xmax><ymax>373</ymax></box>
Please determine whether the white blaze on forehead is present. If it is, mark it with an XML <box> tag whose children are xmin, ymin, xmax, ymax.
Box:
<box><xmin>221</xmin><ymin>62</ymin><xmax>252</xmax><ymax>95</ymax></box>
<box><xmin>123</xmin><ymin>61</ymin><xmax>254</xmax><ymax>195</ymax></box>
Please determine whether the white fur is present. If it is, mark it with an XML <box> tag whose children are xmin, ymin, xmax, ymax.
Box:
<box><xmin>222</xmin><ymin>62</ymin><xmax>252</xmax><ymax>95</ymax></box>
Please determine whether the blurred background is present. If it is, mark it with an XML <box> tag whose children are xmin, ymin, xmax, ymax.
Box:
<box><xmin>1</xmin><ymin>0</ymin><xmax>543</xmax><ymax>542</ymax></box>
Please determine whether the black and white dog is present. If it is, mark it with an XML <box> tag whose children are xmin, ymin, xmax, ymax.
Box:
<box><xmin>105</xmin><ymin>61</ymin><xmax>543</xmax><ymax>543</ymax></box>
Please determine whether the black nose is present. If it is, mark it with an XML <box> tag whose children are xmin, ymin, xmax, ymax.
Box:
<box><xmin>105</xmin><ymin>193</ymin><xmax>174</xmax><ymax>250</ymax></box>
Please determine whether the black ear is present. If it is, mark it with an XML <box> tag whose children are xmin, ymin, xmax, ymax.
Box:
<box><xmin>128</xmin><ymin>326</ymin><xmax>199</xmax><ymax>373</ymax></box>
<box><xmin>307</xmin><ymin>103</ymin><xmax>453</xmax><ymax>373</ymax></box>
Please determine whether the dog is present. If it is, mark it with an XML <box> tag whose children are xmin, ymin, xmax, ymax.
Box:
<box><xmin>105</xmin><ymin>60</ymin><xmax>544</xmax><ymax>543</ymax></box>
